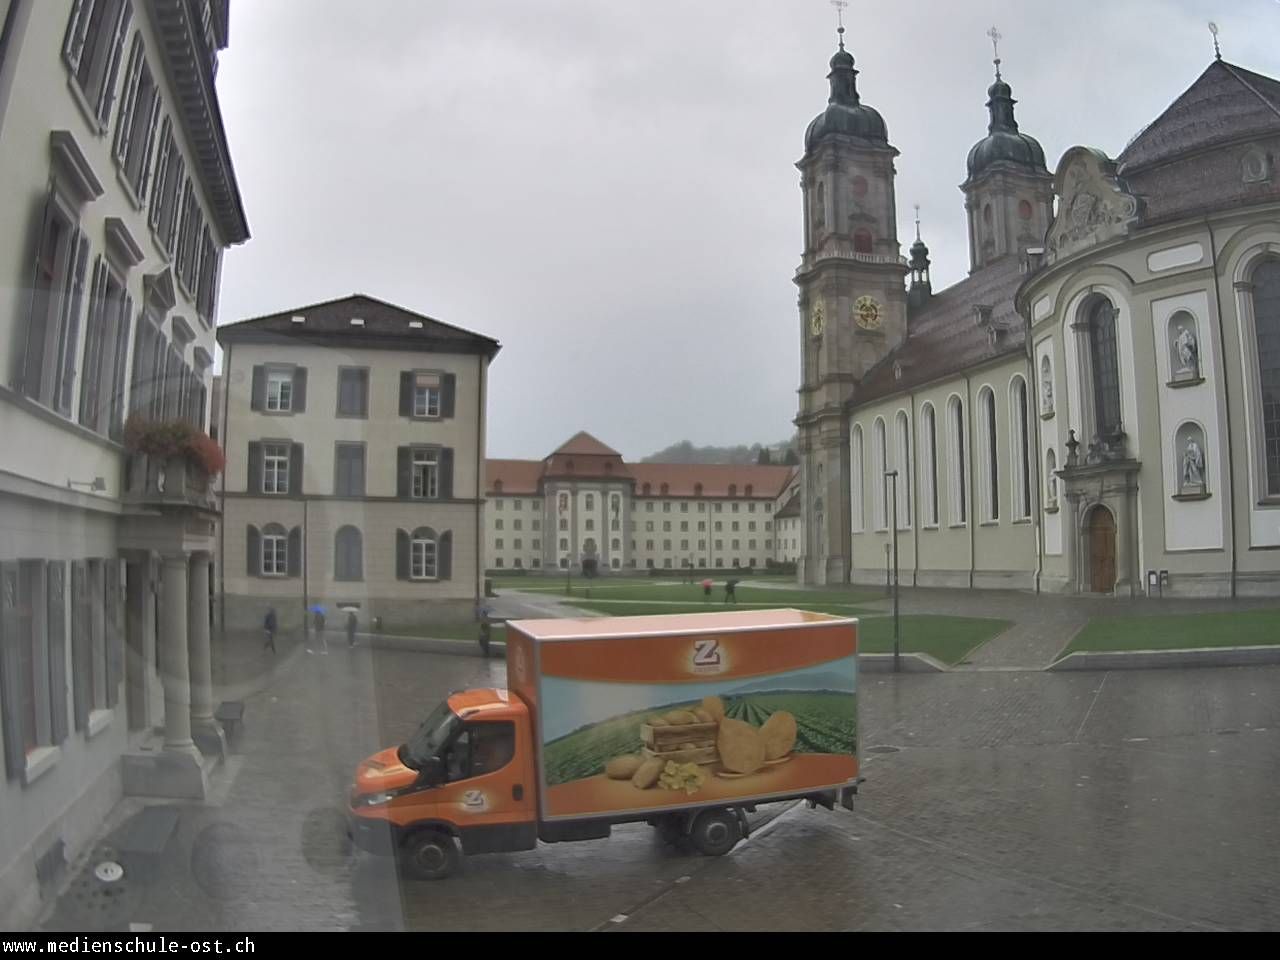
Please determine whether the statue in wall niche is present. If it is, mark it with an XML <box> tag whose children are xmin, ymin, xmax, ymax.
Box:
<box><xmin>1182</xmin><ymin>437</ymin><xmax>1206</xmax><ymax>490</ymax></box>
<box><xmin>1041</xmin><ymin>373</ymin><xmax>1054</xmax><ymax>413</ymax></box>
<box><xmin>1174</xmin><ymin>324</ymin><xmax>1200</xmax><ymax>379</ymax></box>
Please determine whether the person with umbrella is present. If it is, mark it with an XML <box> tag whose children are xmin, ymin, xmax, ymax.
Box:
<box><xmin>310</xmin><ymin>605</ymin><xmax>328</xmax><ymax>655</ymax></box>
<box><xmin>724</xmin><ymin>579</ymin><xmax>740</xmax><ymax>604</ymax></box>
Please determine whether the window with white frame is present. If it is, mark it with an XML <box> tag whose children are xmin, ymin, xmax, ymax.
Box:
<box><xmin>1250</xmin><ymin>259</ymin><xmax>1280</xmax><ymax>496</ymax></box>
<box><xmin>411</xmin><ymin>537</ymin><xmax>438</xmax><ymax>580</ymax></box>
<box><xmin>872</xmin><ymin>418</ymin><xmax>887</xmax><ymax>530</ymax></box>
<box><xmin>850</xmin><ymin>424</ymin><xmax>865</xmax><ymax>532</ymax></box>
<box><xmin>114</xmin><ymin>34</ymin><xmax>160</xmax><ymax>201</ymax></box>
<box><xmin>63</xmin><ymin>0</ymin><xmax>132</xmax><ymax>127</ymax></box>
<box><xmin>266</xmin><ymin>370</ymin><xmax>292</xmax><ymax>412</ymax></box>
<box><xmin>948</xmin><ymin>396</ymin><xmax>968</xmax><ymax>525</ymax></box>
<box><xmin>263</xmin><ymin>444</ymin><xmax>290</xmax><ymax>494</ymax></box>
<box><xmin>413</xmin><ymin>373</ymin><xmax>441</xmax><ymax>418</ymax></box>
<box><xmin>412</xmin><ymin>449</ymin><xmax>439</xmax><ymax>499</ymax></box>
<box><xmin>979</xmin><ymin>388</ymin><xmax>999</xmax><ymax>522</ymax></box>
<box><xmin>1011</xmin><ymin>377</ymin><xmax>1032</xmax><ymax>519</ymax></box>
<box><xmin>262</xmin><ymin>527</ymin><xmax>287</xmax><ymax>576</ymax></box>
<box><xmin>921</xmin><ymin>404</ymin><xmax>938</xmax><ymax>526</ymax></box>
<box><xmin>895</xmin><ymin>411</ymin><xmax>912</xmax><ymax>529</ymax></box>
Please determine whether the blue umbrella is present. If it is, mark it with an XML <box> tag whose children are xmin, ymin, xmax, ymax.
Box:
<box><xmin>310</xmin><ymin>604</ymin><xmax>325</xmax><ymax>615</ymax></box>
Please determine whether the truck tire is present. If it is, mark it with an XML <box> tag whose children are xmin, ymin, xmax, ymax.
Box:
<box><xmin>399</xmin><ymin>829</ymin><xmax>460</xmax><ymax>881</ymax></box>
<box><xmin>689</xmin><ymin>809</ymin><xmax>741</xmax><ymax>857</ymax></box>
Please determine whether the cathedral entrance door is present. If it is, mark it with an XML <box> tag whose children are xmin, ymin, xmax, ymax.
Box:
<box><xmin>1088</xmin><ymin>506</ymin><xmax>1117</xmax><ymax>594</ymax></box>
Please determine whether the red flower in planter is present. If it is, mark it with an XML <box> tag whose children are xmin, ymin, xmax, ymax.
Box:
<box><xmin>123</xmin><ymin>415</ymin><xmax>225</xmax><ymax>477</ymax></box>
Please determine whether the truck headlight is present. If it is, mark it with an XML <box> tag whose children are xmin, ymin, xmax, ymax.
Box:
<box><xmin>354</xmin><ymin>791</ymin><xmax>397</xmax><ymax>807</ymax></box>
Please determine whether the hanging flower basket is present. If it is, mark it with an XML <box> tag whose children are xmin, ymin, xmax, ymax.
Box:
<box><xmin>123</xmin><ymin>415</ymin><xmax>226</xmax><ymax>479</ymax></box>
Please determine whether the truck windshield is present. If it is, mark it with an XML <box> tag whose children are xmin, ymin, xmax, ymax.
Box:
<box><xmin>400</xmin><ymin>702</ymin><xmax>461</xmax><ymax>770</ymax></box>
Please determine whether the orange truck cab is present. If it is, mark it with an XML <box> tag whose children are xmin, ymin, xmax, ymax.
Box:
<box><xmin>348</xmin><ymin>609</ymin><xmax>860</xmax><ymax>880</ymax></box>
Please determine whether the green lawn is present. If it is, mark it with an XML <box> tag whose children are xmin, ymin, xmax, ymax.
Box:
<box><xmin>494</xmin><ymin>579</ymin><xmax>883</xmax><ymax>607</ymax></box>
<box><xmin>1061</xmin><ymin>609</ymin><xmax>1280</xmax><ymax>658</ymax></box>
<box><xmin>377</xmin><ymin>621</ymin><xmax>508</xmax><ymax>644</ymax></box>
<box><xmin>567</xmin><ymin>599</ymin><xmax>1007</xmax><ymax>666</ymax></box>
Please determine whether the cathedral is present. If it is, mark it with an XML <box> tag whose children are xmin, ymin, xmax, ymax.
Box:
<box><xmin>795</xmin><ymin>28</ymin><xmax>1280</xmax><ymax>597</ymax></box>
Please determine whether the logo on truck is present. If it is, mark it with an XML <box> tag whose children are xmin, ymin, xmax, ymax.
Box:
<box><xmin>691</xmin><ymin>637</ymin><xmax>727</xmax><ymax>675</ymax></box>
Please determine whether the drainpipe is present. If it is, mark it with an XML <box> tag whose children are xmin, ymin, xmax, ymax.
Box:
<box><xmin>842</xmin><ymin>408</ymin><xmax>852</xmax><ymax>585</ymax></box>
<box><xmin>0</xmin><ymin>0</ymin><xmax>30</xmax><ymax>128</ymax></box>
<box><xmin>1205</xmin><ymin>218</ymin><xmax>1239</xmax><ymax>598</ymax></box>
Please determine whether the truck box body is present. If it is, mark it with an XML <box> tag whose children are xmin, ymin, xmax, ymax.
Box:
<box><xmin>505</xmin><ymin>609</ymin><xmax>859</xmax><ymax>822</ymax></box>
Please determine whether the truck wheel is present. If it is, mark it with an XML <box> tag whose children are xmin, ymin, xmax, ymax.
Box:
<box><xmin>399</xmin><ymin>829</ymin><xmax>460</xmax><ymax>881</ymax></box>
<box><xmin>689</xmin><ymin>809</ymin><xmax>741</xmax><ymax>857</ymax></box>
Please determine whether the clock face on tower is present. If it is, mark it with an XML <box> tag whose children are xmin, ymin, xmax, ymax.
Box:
<box><xmin>855</xmin><ymin>295</ymin><xmax>882</xmax><ymax>331</ymax></box>
<box><xmin>810</xmin><ymin>302</ymin><xmax>825</xmax><ymax>338</ymax></box>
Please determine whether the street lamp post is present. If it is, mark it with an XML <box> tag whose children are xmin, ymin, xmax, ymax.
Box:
<box><xmin>885</xmin><ymin>470</ymin><xmax>901</xmax><ymax>673</ymax></box>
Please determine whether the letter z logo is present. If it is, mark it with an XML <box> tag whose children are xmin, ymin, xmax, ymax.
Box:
<box><xmin>692</xmin><ymin>638</ymin><xmax>722</xmax><ymax>667</ymax></box>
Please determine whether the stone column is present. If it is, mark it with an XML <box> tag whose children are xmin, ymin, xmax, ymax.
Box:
<box><xmin>124</xmin><ymin>556</ymin><xmax>151</xmax><ymax>732</ymax></box>
<box><xmin>187</xmin><ymin>552</ymin><xmax>221</xmax><ymax>755</ymax></box>
<box><xmin>160</xmin><ymin>553</ymin><xmax>199</xmax><ymax>759</ymax></box>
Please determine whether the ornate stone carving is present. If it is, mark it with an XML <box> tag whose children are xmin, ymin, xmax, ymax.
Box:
<box><xmin>1046</xmin><ymin>147</ymin><xmax>1140</xmax><ymax>263</ymax></box>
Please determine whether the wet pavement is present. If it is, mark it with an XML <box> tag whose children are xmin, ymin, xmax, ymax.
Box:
<box><xmin>38</xmin><ymin>643</ymin><xmax>1280</xmax><ymax>932</ymax></box>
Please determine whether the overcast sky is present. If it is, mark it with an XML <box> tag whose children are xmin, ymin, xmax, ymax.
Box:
<box><xmin>212</xmin><ymin>0</ymin><xmax>1279</xmax><ymax>462</ymax></box>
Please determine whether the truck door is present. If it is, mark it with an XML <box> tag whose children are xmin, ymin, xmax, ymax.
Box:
<box><xmin>434</xmin><ymin>718</ymin><xmax>538</xmax><ymax>854</ymax></box>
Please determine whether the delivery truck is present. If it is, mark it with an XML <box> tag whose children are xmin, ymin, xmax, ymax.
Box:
<box><xmin>347</xmin><ymin>609</ymin><xmax>859</xmax><ymax>879</ymax></box>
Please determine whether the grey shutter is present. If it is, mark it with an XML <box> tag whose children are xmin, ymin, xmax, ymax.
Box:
<box><xmin>47</xmin><ymin>562</ymin><xmax>68</xmax><ymax>745</ymax></box>
<box><xmin>351</xmin><ymin>530</ymin><xmax>363</xmax><ymax>581</ymax></box>
<box><xmin>247</xmin><ymin>442</ymin><xmax>262</xmax><ymax>493</ymax></box>
<box><xmin>353</xmin><ymin>446</ymin><xmax>366</xmax><ymax>497</ymax></box>
<box><xmin>57</xmin><ymin>230</ymin><xmax>90</xmax><ymax>415</ymax></box>
<box><xmin>18</xmin><ymin>188</ymin><xmax>55</xmax><ymax>398</ymax></box>
<box><xmin>287</xmin><ymin>527</ymin><xmax>302</xmax><ymax>578</ymax></box>
<box><xmin>292</xmin><ymin>367</ymin><xmax>307</xmax><ymax>413</ymax></box>
<box><xmin>104</xmin><ymin>562</ymin><xmax>122</xmax><ymax>709</ymax></box>
<box><xmin>137</xmin><ymin>91</ymin><xmax>162</xmax><ymax>202</ymax></box>
<box><xmin>108</xmin><ymin>292</ymin><xmax>133</xmax><ymax>439</ymax></box>
<box><xmin>0</xmin><ymin>562</ymin><xmax>24</xmax><ymax>779</ymax></box>
<box><xmin>113</xmin><ymin>37</ymin><xmax>141</xmax><ymax>163</ymax></box>
<box><xmin>70</xmin><ymin>561</ymin><xmax>90</xmax><ymax>732</ymax></box>
<box><xmin>358</xmin><ymin>369</ymin><xmax>369</xmax><ymax>416</ymax></box>
<box><xmin>97</xmin><ymin>0</ymin><xmax>134</xmax><ymax>124</ymax></box>
<box><xmin>78</xmin><ymin>258</ymin><xmax>107</xmax><ymax>428</ymax></box>
<box><xmin>399</xmin><ymin>372</ymin><xmax>412</xmax><ymax>416</ymax></box>
<box><xmin>396</xmin><ymin>530</ymin><xmax>409</xmax><ymax>581</ymax></box>
<box><xmin>397</xmin><ymin>447</ymin><xmax>410</xmax><ymax>498</ymax></box>
<box><xmin>62</xmin><ymin>0</ymin><xmax>87</xmax><ymax>69</ymax></box>
<box><xmin>290</xmin><ymin>443</ymin><xmax>304</xmax><ymax>496</ymax></box>
<box><xmin>250</xmin><ymin>365</ymin><xmax>265</xmax><ymax>411</ymax></box>
<box><xmin>440</xmin><ymin>447</ymin><xmax>455</xmax><ymax>499</ymax></box>
<box><xmin>442</xmin><ymin>374</ymin><xmax>457</xmax><ymax>418</ymax></box>
<box><xmin>439</xmin><ymin>531</ymin><xmax>453</xmax><ymax>581</ymax></box>
<box><xmin>148</xmin><ymin>128</ymin><xmax>169</xmax><ymax>230</ymax></box>
<box><xmin>246</xmin><ymin>525</ymin><xmax>261</xmax><ymax>577</ymax></box>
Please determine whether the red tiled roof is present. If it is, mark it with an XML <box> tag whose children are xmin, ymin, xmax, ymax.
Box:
<box><xmin>628</xmin><ymin>463</ymin><xmax>795</xmax><ymax>499</ymax></box>
<box><xmin>485</xmin><ymin>460</ymin><xmax>545</xmax><ymax>495</ymax></box>
<box><xmin>551</xmin><ymin>432</ymin><xmax>622</xmax><ymax>457</ymax></box>
<box><xmin>484</xmin><ymin>453</ymin><xmax>797</xmax><ymax>499</ymax></box>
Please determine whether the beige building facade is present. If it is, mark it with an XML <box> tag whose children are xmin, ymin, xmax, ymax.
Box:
<box><xmin>0</xmin><ymin>0</ymin><xmax>248</xmax><ymax>928</ymax></box>
<box><xmin>217</xmin><ymin>295</ymin><xmax>499</xmax><ymax>631</ymax></box>
<box><xmin>485</xmin><ymin>433</ymin><xmax>798</xmax><ymax>573</ymax></box>
<box><xmin>796</xmin><ymin>37</ymin><xmax>1280</xmax><ymax>599</ymax></box>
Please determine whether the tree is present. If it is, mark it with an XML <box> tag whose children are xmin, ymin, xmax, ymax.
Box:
<box><xmin>757</xmin><ymin>447</ymin><xmax>773</xmax><ymax>465</ymax></box>
<box><xmin>783</xmin><ymin>448</ymin><xmax>800</xmax><ymax>466</ymax></box>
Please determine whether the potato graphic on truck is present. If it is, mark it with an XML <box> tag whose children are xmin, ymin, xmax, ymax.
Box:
<box><xmin>347</xmin><ymin>609</ymin><xmax>858</xmax><ymax>880</ymax></box>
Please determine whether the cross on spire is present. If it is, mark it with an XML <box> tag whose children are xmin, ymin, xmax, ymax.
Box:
<box><xmin>831</xmin><ymin>0</ymin><xmax>849</xmax><ymax>50</ymax></box>
<box><xmin>987</xmin><ymin>25</ymin><xmax>1003</xmax><ymax>79</ymax></box>
<box><xmin>1208</xmin><ymin>21</ymin><xmax>1222</xmax><ymax>61</ymax></box>
<box><xmin>914</xmin><ymin>204</ymin><xmax>922</xmax><ymax>241</ymax></box>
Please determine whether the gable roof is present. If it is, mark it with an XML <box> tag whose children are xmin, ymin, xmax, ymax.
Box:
<box><xmin>216</xmin><ymin>294</ymin><xmax>501</xmax><ymax>356</ymax></box>
<box><xmin>1118</xmin><ymin>59</ymin><xmax>1280</xmax><ymax>173</ymax></box>
<box><xmin>550</xmin><ymin>432</ymin><xmax>622</xmax><ymax>458</ymax></box>
<box><xmin>856</xmin><ymin>256</ymin><xmax>1026</xmax><ymax>405</ymax></box>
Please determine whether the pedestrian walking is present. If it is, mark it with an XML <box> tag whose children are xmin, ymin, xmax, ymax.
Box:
<box><xmin>701</xmin><ymin>578</ymin><xmax>713</xmax><ymax>601</ymax></box>
<box><xmin>346</xmin><ymin>609</ymin><xmax>358</xmax><ymax>648</ymax></box>
<box><xmin>725</xmin><ymin>579</ymin><xmax>739</xmax><ymax>603</ymax></box>
<box><xmin>263</xmin><ymin>607</ymin><xmax>278</xmax><ymax>654</ymax></box>
<box><xmin>312</xmin><ymin>607</ymin><xmax>328</xmax><ymax>654</ymax></box>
